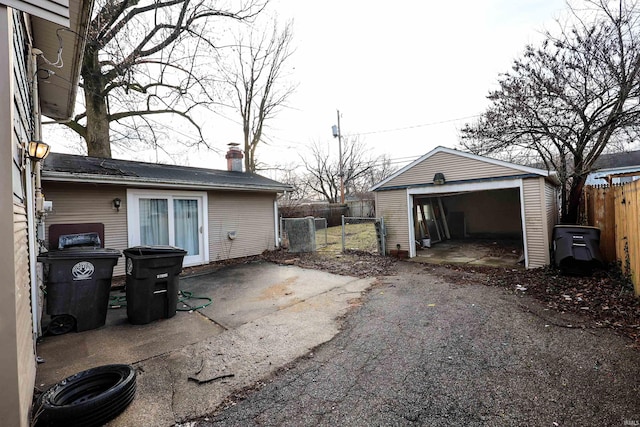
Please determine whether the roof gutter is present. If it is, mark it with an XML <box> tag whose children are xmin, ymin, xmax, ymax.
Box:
<box><xmin>42</xmin><ymin>171</ymin><xmax>293</xmax><ymax>193</ymax></box>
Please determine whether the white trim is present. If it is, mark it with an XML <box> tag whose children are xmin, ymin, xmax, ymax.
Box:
<box><xmin>273</xmin><ymin>199</ymin><xmax>279</xmax><ymax>248</ymax></box>
<box><xmin>27</xmin><ymin>160</ymin><xmax>39</xmax><ymax>341</ymax></box>
<box><xmin>126</xmin><ymin>189</ymin><xmax>210</xmax><ymax>267</ymax></box>
<box><xmin>406</xmin><ymin>190</ymin><xmax>415</xmax><ymax>257</ymax></box>
<box><xmin>406</xmin><ymin>178</ymin><xmax>522</xmax><ymax>195</ymax></box>
<box><xmin>371</xmin><ymin>146</ymin><xmax>555</xmax><ymax>191</ymax></box>
<box><xmin>519</xmin><ymin>180</ymin><xmax>529</xmax><ymax>268</ymax></box>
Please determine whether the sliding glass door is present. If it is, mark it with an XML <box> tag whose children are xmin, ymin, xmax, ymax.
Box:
<box><xmin>127</xmin><ymin>190</ymin><xmax>208</xmax><ymax>266</ymax></box>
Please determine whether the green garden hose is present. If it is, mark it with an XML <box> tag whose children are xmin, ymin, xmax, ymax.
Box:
<box><xmin>177</xmin><ymin>290</ymin><xmax>213</xmax><ymax>311</ymax></box>
<box><xmin>108</xmin><ymin>291</ymin><xmax>212</xmax><ymax>310</ymax></box>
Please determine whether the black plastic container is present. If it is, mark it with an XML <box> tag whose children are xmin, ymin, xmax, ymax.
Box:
<box><xmin>552</xmin><ymin>225</ymin><xmax>603</xmax><ymax>275</ymax></box>
<box><xmin>38</xmin><ymin>247</ymin><xmax>121</xmax><ymax>333</ymax></box>
<box><xmin>123</xmin><ymin>246</ymin><xmax>187</xmax><ymax>325</ymax></box>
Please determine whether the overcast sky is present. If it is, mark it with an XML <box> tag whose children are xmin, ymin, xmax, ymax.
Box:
<box><xmin>45</xmin><ymin>0</ymin><xmax>568</xmax><ymax>173</ymax></box>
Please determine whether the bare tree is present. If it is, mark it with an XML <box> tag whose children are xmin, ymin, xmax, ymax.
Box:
<box><xmin>54</xmin><ymin>0</ymin><xmax>264</xmax><ymax>158</ymax></box>
<box><xmin>460</xmin><ymin>0</ymin><xmax>640</xmax><ymax>223</ymax></box>
<box><xmin>220</xmin><ymin>20</ymin><xmax>296</xmax><ymax>172</ymax></box>
<box><xmin>300</xmin><ymin>137</ymin><xmax>394</xmax><ymax>203</ymax></box>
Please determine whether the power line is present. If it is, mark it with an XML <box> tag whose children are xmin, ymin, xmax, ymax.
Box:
<box><xmin>346</xmin><ymin>114</ymin><xmax>482</xmax><ymax>137</ymax></box>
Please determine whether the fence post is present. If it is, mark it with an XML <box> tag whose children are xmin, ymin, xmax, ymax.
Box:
<box><xmin>341</xmin><ymin>215</ymin><xmax>346</xmax><ymax>253</ymax></box>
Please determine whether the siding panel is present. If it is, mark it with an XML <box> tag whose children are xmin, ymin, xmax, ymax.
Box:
<box><xmin>384</xmin><ymin>151</ymin><xmax>525</xmax><ymax>188</ymax></box>
<box><xmin>14</xmin><ymin>203</ymin><xmax>35</xmax><ymax>424</ymax></box>
<box><xmin>44</xmin><ymin>183</ymin><xmax>280</xmax><ymax>276</ymax></box>
<box><xmin>43</xmin><ymin>183</ymin><xmax>128</xmax><ymax>276</ymax></box>
<box><xmin>545</xmin><ymin>182</ymin><xmax>558</xmax><ymax>250</ymax></box>
<box><xmin>523</xmin><ymin>178</ymin><xmax>547</xmax><ymax>268</ymax></box>
<box><xmin>208</xmin><ymin>192</ymin><xmax>276</xmax><ymax>260</ymax></box>
<box><xmin>375</xmin><ymin>190</ymin><xmax>409</xmax><ymax>253</ymax></box>
<box><xmin>8</xmin><ymin>9</ymin><xmax>36</xmax><ymax>425</ymax></box>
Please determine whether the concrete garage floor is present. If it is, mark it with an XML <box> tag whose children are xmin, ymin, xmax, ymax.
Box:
<box><xmin>412</xmin><ymin>239</ymin><xmax>524</xmax><ymax>267</ymax></box>
<box><xmin>34</xmin><ymin>261</ymin><xmax>375</xmax><ymax>426</ymax></box>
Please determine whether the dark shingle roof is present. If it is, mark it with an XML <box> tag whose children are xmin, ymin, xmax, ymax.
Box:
<box><xmin>592</xmin><ymin>150</ymin><xmax>640</xmax><ymax>170</ymax></box>
<box><xmin>42</xmin><ymin>152</ymin><xmax>292</xmax><ymax>192</ymax></box>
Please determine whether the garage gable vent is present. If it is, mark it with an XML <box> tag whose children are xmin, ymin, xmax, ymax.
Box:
<box><xmin>433</xmin><ymin>173</ymin><xmax>446</xmax><ymax>185</ymax></box>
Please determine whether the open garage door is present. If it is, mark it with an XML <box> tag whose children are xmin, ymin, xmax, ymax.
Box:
<box><xmin>410</xmin><ymin>187</ymin><xmax>526</xmax><ymax>266</ymax></box>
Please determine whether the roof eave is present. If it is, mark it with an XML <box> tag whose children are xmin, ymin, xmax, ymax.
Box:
<box><xmin>33</xmin><ymin>0</ymin><xmax>93</xmax><ymax>120</ymax></box>
<box><xmin>42</xmin><ymin>171</ymin><xmax>292</xmax><ymax>193</ymax></box>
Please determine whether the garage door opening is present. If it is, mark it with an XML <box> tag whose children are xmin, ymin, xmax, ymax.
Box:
<box><xmin>413</xmin><ymin>188</ymin><xmax>525</xmax><ymax>267</ymax></box>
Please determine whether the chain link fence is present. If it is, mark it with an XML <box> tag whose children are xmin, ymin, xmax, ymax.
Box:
<box><xmin>280</xmin><ymin>216</ymin><xmax>385</xmax><ymax>255</ymax></box>
<box><xmin>341</xmin><ymin>216</ymin><xmax>385</xmax><ymax>255</ymax></box>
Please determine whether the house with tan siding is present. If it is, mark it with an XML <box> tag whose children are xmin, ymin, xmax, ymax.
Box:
<box><xmin>371</xmin><ymin>146</ymin><xmax>560</xmax><ymax>269</ymax></box>
<box><xmin>41</xmin><ymin>148</ymin><xmax>291</xmax><ymax>277</ymax></box>
<box><xmin>0</xmin><ymin>0</ymin><xmax>92</xmax><ymax>424</ymax></box>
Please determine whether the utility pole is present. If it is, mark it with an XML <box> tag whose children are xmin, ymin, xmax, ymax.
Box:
<box><xmin>332</xmin><ymin>110</ymin><xmax>345</xmax><ymax>204</ymax></box>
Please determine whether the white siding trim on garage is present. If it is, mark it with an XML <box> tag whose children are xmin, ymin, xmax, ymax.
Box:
<box><xmin>519</xmin><ymin>182</ymin><xmax>529</xmax><ymax>268</ymax></box>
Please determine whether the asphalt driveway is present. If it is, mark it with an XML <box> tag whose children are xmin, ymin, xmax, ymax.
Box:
<box><xmin>194</xmin><ymin>262</ymin><xmax>640</xmax><ymax>426</ymax></box>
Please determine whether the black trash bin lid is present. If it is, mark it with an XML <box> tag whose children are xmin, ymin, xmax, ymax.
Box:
<box><xmin>38</xmin><ymin>247</ymin><xmax>122</xmax><ymax>260</ymax></box>
<box><xmin>58</xmin><ymin>232</ymin><xmax>101</xmax><ymax>249</ymax></box>
<box><xmin>123</xmin><ymin>245</ymin><xmax>187</xmax><ymax>257</ymax></box>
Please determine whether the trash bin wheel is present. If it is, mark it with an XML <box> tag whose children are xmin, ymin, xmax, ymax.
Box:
<box><xmin>47</xmin><ymin>314</ymin><xmax>76</xmax><ymax>335</ymax></box>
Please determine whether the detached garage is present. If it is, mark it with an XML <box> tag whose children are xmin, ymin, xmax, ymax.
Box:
<box><xmin>371</xmin><ymin>146</ymin><xmax>560</xmax><ymax>268</ymax></box>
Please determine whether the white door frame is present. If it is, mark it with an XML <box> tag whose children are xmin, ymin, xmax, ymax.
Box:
<box><xmin>405</xmin><ymin>178</ymin><xmax>529</xmax><ymax>268</ymax></box>
<box><xmin>126</xmin><ymin>189</ymin><xmax>210</xmax><ymax>267</ymax></box>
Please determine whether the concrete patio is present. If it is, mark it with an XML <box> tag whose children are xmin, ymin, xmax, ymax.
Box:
<box><xmin>34</xmin><ymin>261</ymin><xmax>375</xmax><ymax>426</ymax></box>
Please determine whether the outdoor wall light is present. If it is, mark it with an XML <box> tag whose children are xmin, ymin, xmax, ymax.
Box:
<box><xmin>433</xmin><ymin>172</ymin><xmax>446</xmax><ymax>185</ymax></box>
<box><xmin>113</xmin><ymin>197</ymin><xmax>122</xmax><ymax>212</ymax></box>
<box><xmin>28</xmin><ymin>140</ymin><xmax>50</xmax><ymax>162</ymax></box>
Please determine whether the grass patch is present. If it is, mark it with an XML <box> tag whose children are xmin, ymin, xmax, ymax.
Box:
<box><xmin>316</xmin><ymin>222</ymin><xmax>379</xmax><ymax>254</ymax></box>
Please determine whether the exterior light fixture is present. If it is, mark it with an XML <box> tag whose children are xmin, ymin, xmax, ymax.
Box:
<box><xmin>433</xmin><ymin>172</ymin><xmax>446</xmax><ymax>185</ymax></box>
<box><xmin>28</xmin><ymin>140</ymin><xmax>50</xmax><ymax>162</ymax></box>
<box><xmin>113</xmin><ymin>198</ymin><xmax>122</xmax><ymax>212</ymax></box>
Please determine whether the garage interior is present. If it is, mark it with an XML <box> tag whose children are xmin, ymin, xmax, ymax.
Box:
<box><xmin>413</xmin><ymin>188</ymin><xmax>525</xmax><ymax>267</ymax></box>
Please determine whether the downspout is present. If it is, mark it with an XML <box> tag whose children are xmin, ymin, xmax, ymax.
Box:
<box><xmin>27</xmin><ymin>45</ymin><xmax>43</xmax><ymax>341</ymax></box>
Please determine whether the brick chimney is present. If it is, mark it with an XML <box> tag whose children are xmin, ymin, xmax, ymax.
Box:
<box><xmin>225</xmin><ymin>143</ymin><xmax>243</xmax><ymax>172</ymax></box>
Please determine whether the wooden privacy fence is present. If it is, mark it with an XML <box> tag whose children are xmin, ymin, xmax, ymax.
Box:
<box><xmin>583</xmin><ymin>181</ymin><xmax>640</xmax><ymax>295</ymax></box>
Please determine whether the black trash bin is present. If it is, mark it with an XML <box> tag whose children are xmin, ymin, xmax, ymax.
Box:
<box><xmin>38</xmin><ymin>236</ymin><xmax>121</xmax><ymax>334</ymax></box>
<box><xmin>123</xmin><ymin>246</ymin><xmax>187</xmax><ymax>325</ymax></box>
<box><xmin>552</xmin><ymin>225</ymin><xmax>604</xmax><ymax>275</ymax></box>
